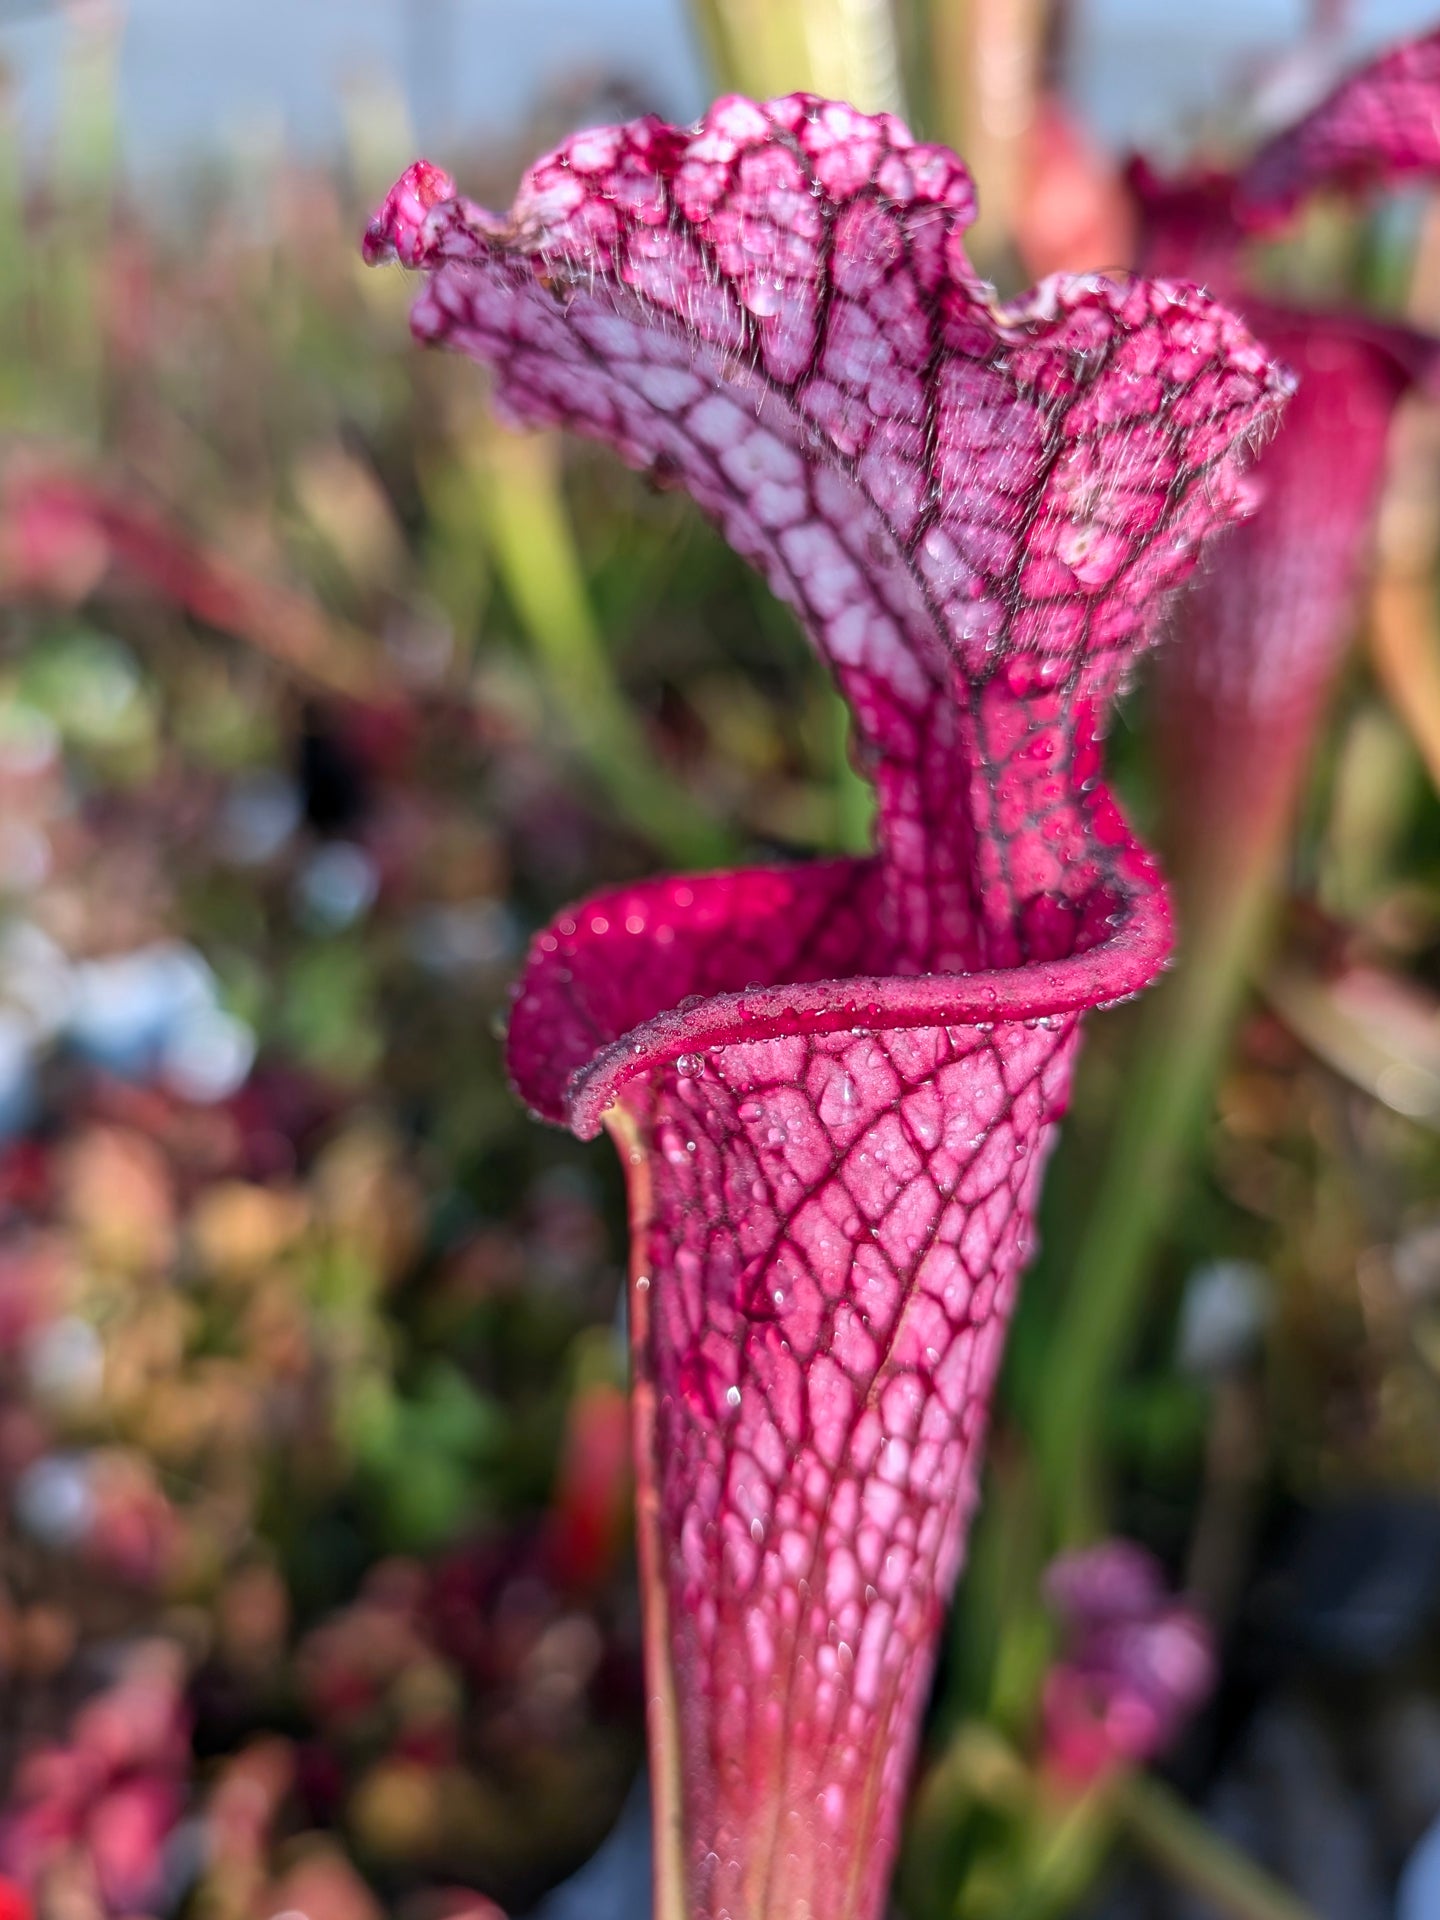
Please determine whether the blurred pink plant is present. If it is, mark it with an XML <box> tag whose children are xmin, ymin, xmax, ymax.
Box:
<box><xmin>1044</xmin><ymin>28</ymin><xmax>1440</xmax><ymax>929</ymax></box>
<box><xmin>0</xmin><ymin>1881</ymin><xmax>31</xmax><ymax>1920</ymax></box>
<box><xmin>1041</xmin><ymin>1540</ymin><xmax>1215</xmax><ymax>1787</ymax></box>
<box><xmin>366</xmin><ymin>95</ymin><xmax>1288</xmax><ymax>1920</ymax></box>
<box><xmin>1137</xmin><ymin>44</ymin><xmax>1440</xmax><ymax>924</ymax></box>
<box><xmin>1015</xmin><ymin>30</ymin><xmax>1440</xmax><ymax>1528</ymax></box>
<box><xmin>1027</xmin><ymin>27</ymin><xmax>1440</xmax><ymax>921</ymax></box>
<box><xmin>0</xmin><ymin>467</ymin><xmax>381</xmax><ymax>700</ymax></box>
<box><xmin>0</xmin><ymin>1643</ymin><xmax>190</xmax><ymax>1917</ymax></box>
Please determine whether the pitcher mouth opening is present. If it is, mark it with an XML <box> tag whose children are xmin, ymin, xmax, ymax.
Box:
<box><xmin>507</xmin><ymin>849</ymin><xmax>1170</xmax><ymax>1139</ymax></box>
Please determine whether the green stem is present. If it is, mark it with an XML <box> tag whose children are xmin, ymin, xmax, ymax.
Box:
<box><xmin>1117</xmin><ymin>1773</ymin><xmax>1320</xmax><ymax>1920</ymax></box>
<box><xmin>827</xmin><ymin>682</ymin><xmax>876</xmax><ymax>854</ymax></box>
<box><xmin>49</xmin><ymin>0</ymin><xmax>120</xmax><ymax>440</ymax></box>
<box><xmin>478</xmin><ymin>424</ymin><xmax>734</xmax><ymax>871</ymax></box>
<box><xmin>0</xmin><ymin>71</ymin><xmax>22</xmax><ymax>347</ymax></box>
<box><xmin>686</xmin><ymin>0</ymin><xmax>906</xmax><ymax>115</ymax></box>
<box><xmin>1034</xmin><ymin>850</ymin><xmax>1277</xmax><ymax>1543</ymax></box>
<box><xmin>910</xmin><ymin>1728</ymin><xmax>1320</xmax><ymax>1920</ymax></box>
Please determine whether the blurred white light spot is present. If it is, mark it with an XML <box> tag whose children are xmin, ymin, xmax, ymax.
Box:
<box><xmin>384</xmin><ymin>606</ymin><xmax>454</xmax><ymax>683</ymax></box>
<box><xmin>0</xmin><ymin>921</ymin><xmax>74</xmax><ymax>1038</ymax></box>
<box><xmin>294</xmin><ymin>841</ymin><xmax>378</xmax><ymax>930</ymax></box>
<box><xmin>69</xmin><ymin>942</ymin><xmax>217</xmax><ymax>1076</ymax></box>
<box><xmin>81</xmin><ymin>647</ymin><xmax>142</xmax><ymax>732</ymax></box>
<box><xmin>15</xmin><ymin>1453</ymin><xmax>94</xmax><ymax>1547</ymax></box>
<box><xmin>1176</xmin><ymin>1259</ymin><xmax>1271</xmax><ymax>1376</ymax></box>
<box><xmin>161</xmin><ymin>1007</ymin><xmax>257</xmax><ymax>1104</ymax></box>
<box><xmin>26</xmin><ymin>1315</ymin><xmax>104</xmax><ymax>1407</ymax></box>
<box><xmin>408</xmin><ymin>901</ymin><xmax>515</xmax><ymax>974</ymax></box>
<box><xmin>218</xmin><ymin>770</ymin><xmax>302</xmax><ymax>866</ymax></box>
<box><xmin>1401</xmin><ymin>1808</ymin><xmax>1440</xmax><ymax>1920</ymax></box>
<box><xmin>0</xmin><ymin>703</ymin><xmax>60</xmax><ymax>778</ymax></box>
<box><xmin>0</xmin><ymin>1010</ymin><xmax>36</xmax><ymax>1137</ymax></box>
<box><xmin>1377</xmin><ymin>1060</ymin><xmax>1440</xmax><ymax>1121</ymax></box>
<box><xmin>0</xmin><ymin>822</ymin><xmax>51</xmax><ymax>892</ymax></box>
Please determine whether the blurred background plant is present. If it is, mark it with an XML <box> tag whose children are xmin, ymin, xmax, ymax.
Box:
<box><xmin>2</xmin><ymin>1</ymin><xmax>1440</xmax><ymax>1916</ymax></box>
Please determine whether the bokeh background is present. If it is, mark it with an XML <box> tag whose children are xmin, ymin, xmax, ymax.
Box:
<box><xmin>3</xmin><ymin>2</ymin><xmax>1440</xmax><ymax>1917</ymax></box>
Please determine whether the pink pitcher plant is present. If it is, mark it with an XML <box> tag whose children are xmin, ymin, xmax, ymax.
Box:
<box><xmin>1140</xmin><ymin>26</ymin><xmax>1440</xmax><ymax>932</ymax></box>
<box><xmin>365</xmin><ymin>96</ymin><xmax>1289</xmax><ymax>1920</ymax></box>
<box><xmin>1032</xmin><ymin>27</ymin><xmax>1440</xmax><ymax>1530</ymax></box>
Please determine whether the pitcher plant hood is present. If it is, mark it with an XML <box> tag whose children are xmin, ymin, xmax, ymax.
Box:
<box><xmin>366</xmin><ymin>95</ymin><xmax>1290</xmax><ymax>1920</ymax></box>
<box><xmin>1131</xmin><ymin>26</ymin><xmax>1440</xmax><ymax>903</ymax></box>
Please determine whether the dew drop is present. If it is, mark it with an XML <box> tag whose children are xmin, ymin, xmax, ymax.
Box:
<box><xmin>726</xmin><ymin>1385</ymin><xmax>742</xmax><ymax>1409</ymax></box>
<box><xmin>676</xmin><ymin>1052</ymin><xmax>704</xmax><ymax>1077</ymax></box>
<box><xmin>635</xmin><ymin>1274</ymin><xmax>651</xmax><ymax>1292</ymax></box>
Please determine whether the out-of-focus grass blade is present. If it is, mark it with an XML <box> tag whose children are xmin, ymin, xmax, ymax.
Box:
<box><xmin>476</xmin><ymin>422</ymin><xmax>735</xmax><ymax>870</ymax></box>
<box><xmin>418</xmin><ymin>443</ymin><xmax>494</xmax><ymax>650</ymax></box>
<box><xmin>907</xmin><ymin>1725</ymin><xmax>1321</xmax><ymax>1920</ymax></box>
<box><xmin>1266</xmin><ymin>957</ymin><xmax>1440</xmax><ymax>1127</ymax></box>
<box><xmin>1371</xmin><ymin>565</ymin><xmax>1440</xmax><ymax>796</ymax></box>
<box><xmin>55</xmin><ymin>0</ymin><xmax>119</xmax><ymax>198</ymax></box>
<box><xmin>1033</xmin><ymin>849</ymin><xmax>1280</xmax><ymax>1545</ymax></box>
<box><xmin>48</xmin><ymin>0</ymin><xmax>122</xmax><ymax>437</ymax></box>
<box><xmin>1118</xmin><ymin>1772</ymin><xmax>1323</xmax><ymax>1920</ymax></box>
<box><xmin>341</xmin><ymin>72</ymin><xmax>419</xmax><ymax>210</ymax></box>
<box><xmin>1371</xmin><ymin>396</ymin><xmax>1440</xmax><ymax>795</ymax></box>
<box><xmin>1</xmin><ymin>470</ymin><xmax>391</xmax><ymax>699</ymax></box>
<box><xmin>0</xmin><ymin>63</ymin><xmax>32</xmax><ymax>430</ymax></box>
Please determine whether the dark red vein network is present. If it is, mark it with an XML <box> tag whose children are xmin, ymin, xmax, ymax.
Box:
<box><xmin>1132</xmin><ymin>29</ymin><xmax>1440</xmax><ymax>946</ymax></box>
<box><xmin>367</xmin><ymin>94</ymin><xmax>1290</xmax><ymax>1920</ymax></box>
<box><xmin>366</xmin><ymin>94</ymin><xmax>1288</xmax><ymax>1126</ymax></box>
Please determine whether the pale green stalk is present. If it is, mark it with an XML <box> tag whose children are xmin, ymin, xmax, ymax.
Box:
<box><xmin>1034</xmin><ymin>852</ymin><xmax>1279</xmax><ymax>1543</ymax></box>
<box><xmin>49</xmin><ymin>0</ymin><xmax>121</xmax><ymax>438</ymax></box>
<box><xmin>688</xmin><ymin>0</ymin><xmax>907</xmax><ymax>116</ymax></box>
<box><xmin>477</xmin><ymin>424</ymin><xmax>734</xmax><ymax>870</ymax></box>
<box><xmin>0</xmin><ymin>72</ymin><xmax>21</xmax><ymax>345</ymax></box>
<box><xmin>827</xmin><ymin>684</ymin><xmax>876</xmax><ymax>853</ymax></box>
<box><xmin>1118</xmin><ymin>1772</ymin><xmax>1319</xmax><ymax>1920</ymax></box>
<box><xmin>908</xmin><ymin>1727</ymin><xmax>1319</xmax><ymax>1920</ymax></box>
